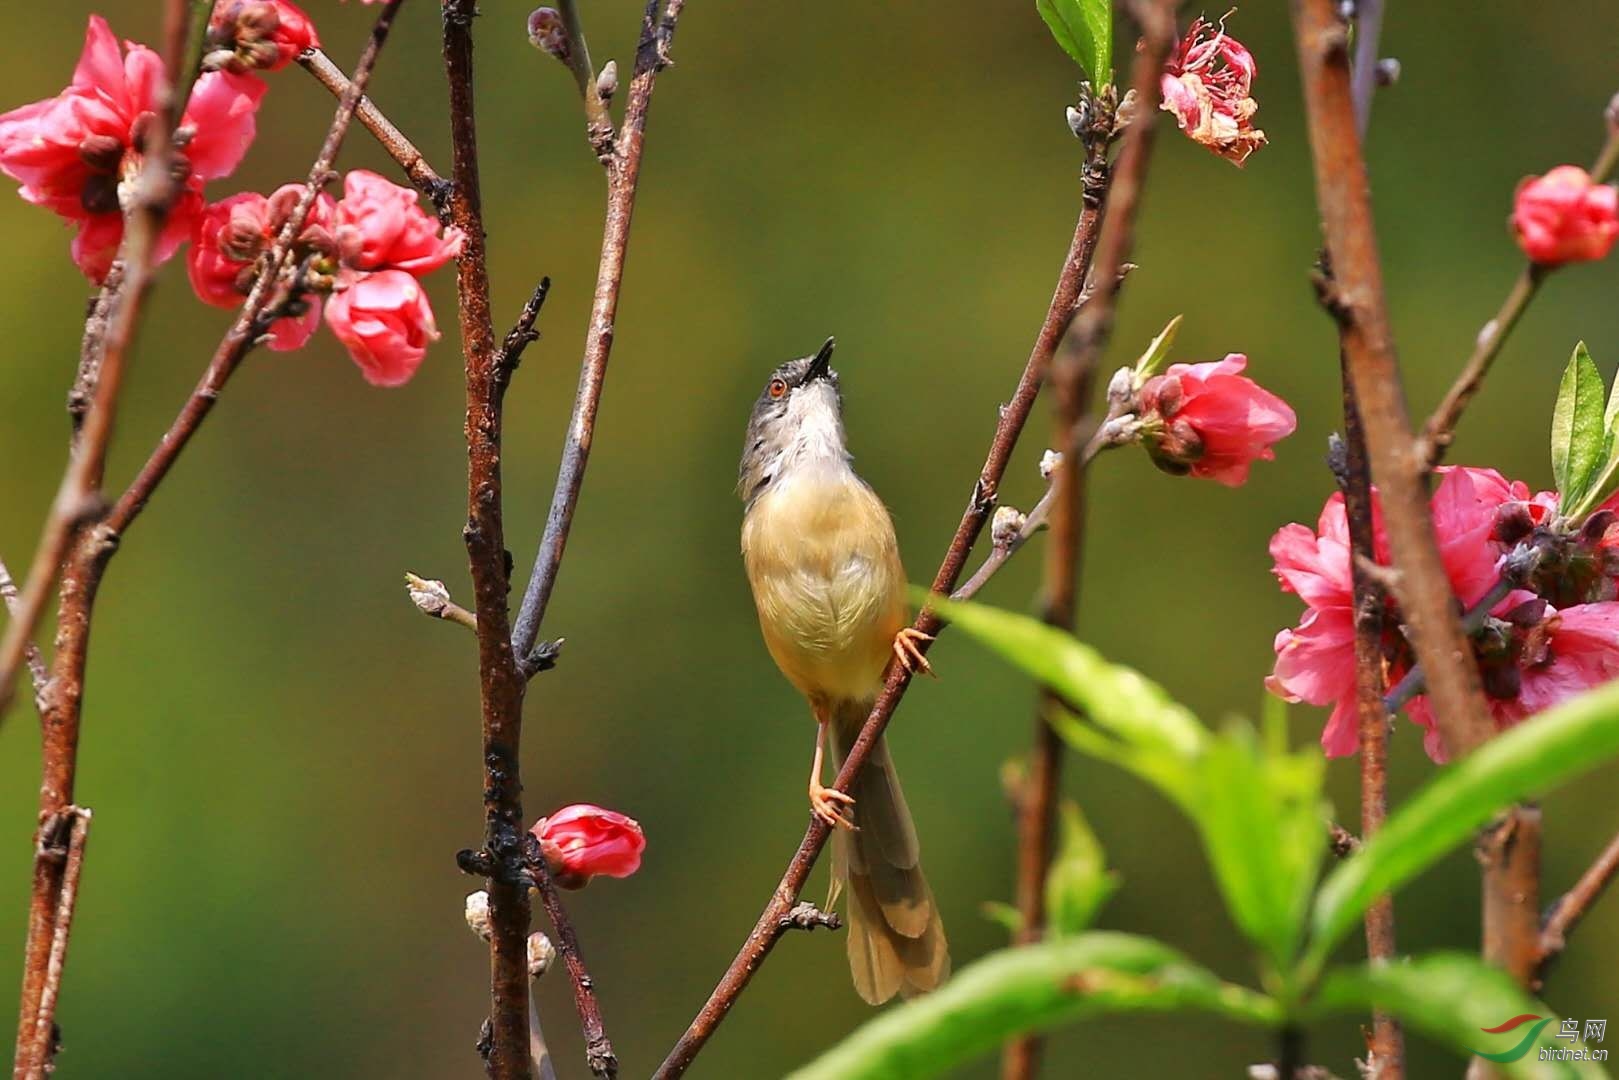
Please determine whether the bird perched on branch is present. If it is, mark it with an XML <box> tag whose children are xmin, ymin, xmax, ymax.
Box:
<box><xmin>738</xmin><ymin>337</ymin><xmax>949</xmax><ymax>1004</ymax></box>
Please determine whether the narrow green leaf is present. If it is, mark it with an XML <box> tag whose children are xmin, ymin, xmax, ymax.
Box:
<box><xmin>1307</xmin><ymin>676</ymin><xmax>1619</xmax><ymax>974</ymax></box>
<box><xmin>1550</xmin><ymin>342</ymin><xmax>1606</xmax><ymax>506</ymax></box>
<box><xmin>1035</xmin><ymin>0</ymin><xmax>1111</xmax><ymax>83</ymax></box>
<box><xmin>980</xmin><ymin>900</ymin><xmax>1025</xmax><ymax>936</ymax></box>
<box><xmin>1132</xmin><ymin>314</ymin><xmax>1183</xmax><ymax>380</ymax></box>
<box><xmin>1192</xmin><ymin>725</ymin><xmax>1327</xmax><ymax>972</ymax></box>
<box><xmin>1045</xmin><ymin>801</ymin><xmax>1119</xmax><ymax>935</ymax></box>
<box><xmin>787</xmin><ymin>933</ymin><xmax>1281</xmax><ymax>1080</ymax></box>
<box><xmin>1313</xmin><ymin>955</ymin><xmax>1605</xmax><ymax>1078</ymax></box>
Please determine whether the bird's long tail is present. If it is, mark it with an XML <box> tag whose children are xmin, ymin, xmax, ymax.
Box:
<box><xmin>829</xmin><ymin>700</ymin><xmax>949</xmax><ymax>1004</ymax></box>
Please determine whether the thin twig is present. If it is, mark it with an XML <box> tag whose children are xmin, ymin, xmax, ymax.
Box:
<box><xmin>11</xmin><ymin>7</ymin><xmax>405</xmax><ymax>1074</ymax></box>
<box><xmin>509</xmin><ymin>0</ymin><xmax>688</xmax><ymax>675</ymax></box>
<box><xmin>556</xmin><ymin>0</ymin><xmax>617</xmax><ymax>161</ymax></box>
<box><xmin>1337</xmin><ymin>3</ymin><xmax>1404</xmax><ymax>1070</ymax></box>
<box><xmin>526</xmin><ymin>844</ymin><xmax>617</xmax><ymax>1078</ymax></box>
<box><xmin>1290</xmin><ymin>0</ymin><xmax>1493</xmax><ymax>763</ymax></box>
<box><xmin>1419</xmin><ymin>118</ymin><xmax>1619</xmax><ymax>469</ymax></box>
<box><xmin>68</xmin><ymin>263</ymin><xmax>126</xmax><ymax>444</ymax></box>
<box><xmin>298</xmin><ymin>47</ymin><xmax>449</xmax><ymax>209</ymax></box>
<box><xmin>1537</xmin><ymin>828</ymin><xmax>1619</xmax><ymax>988</ymax></box>
<box><xmin>651</xmin><ymin>8</ymin><xmax>1177</xmax><ymax>1075</ymax></box>
<box><xmin>405</xmin><ymin>573</ymin><xmax>479</xmax><ymax>632</ymax></box>
<box><xmin>0</xmin><ymin>556</ymin><xmax>47</xmax><ymax>714</ymax></box>
<box><xmin>439</xmin><ymin>0</ymin><xmax>536</xmax><ymax>1075</ymax></box>
<box><xmin>497</xmin><ymin>277</ymin><xmax>553</xmax><ymax>382</ymax></box>
<box><xmin>24</xmin><ymin>808</ymin><xmax>90</xmax><ymax>1078</ymax></box>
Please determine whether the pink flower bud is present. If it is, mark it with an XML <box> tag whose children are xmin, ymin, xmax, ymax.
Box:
<box><xmin>1510</xmin><ymin>166</ymin><xmax>1619</xmax><ymax>266</ymax></box>
<box><xmin>207</xmin><ymin>1</ymin><xmax>319</xmax><ymax>73</ymax></box>
<box><xmin>531</xmin><ymin>803</ymin><xmax>645</xmax><ymax>888</ymax></box>
<box><xmin>332</xmin><ymin>170</ymin><xmax>464</xmax><ymax>276</ymax></box>
<box><xmin>1135</xmin><ymin>355</ymin><xmax>1295</xmax><ymax>486</ymax></box>
<box><xmin>527</xmin><ymin>8</ymin><xmax>569</xmax><ymax>59</ymax></box>
<box><xmin>322</xmin><ymin>269</ymin><xmax>440</xmax><ymax>386</ymax></box>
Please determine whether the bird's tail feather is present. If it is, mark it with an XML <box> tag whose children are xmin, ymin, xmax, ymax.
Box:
<box><xmin>830</xmin><ymin>700</ymin><xmax>949</xmax><ymax>1005</ymax></box>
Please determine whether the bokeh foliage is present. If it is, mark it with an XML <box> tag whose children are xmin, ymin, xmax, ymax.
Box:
<box><xmin>2</xmin><ymin>2</ymin><xmax>1618</xmax><ymax>1076</ymax></box>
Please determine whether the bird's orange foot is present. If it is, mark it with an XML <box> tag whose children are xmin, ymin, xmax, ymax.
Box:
<box><xmin>893</xmin><ymin>626</ymin><xmax>937</xmax><ymax>678</ymax></box>
<box><xmin>810</xmin><ymin>782</ymin><xmax>857</xmax><ymax>831</ymax></box>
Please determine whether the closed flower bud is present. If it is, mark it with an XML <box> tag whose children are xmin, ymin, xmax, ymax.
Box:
<box><xmin>1038</xmin><ymin>448</ymin><xmax>1063</xmax><ymax>480</ymax></box>
<box><xmin>531</xmin><ymin>803</ymin><xmax>645</xmax><ymax>889</ymax></box>
<box><xmin>464</xmin><ymin>890</ymin><xmax>493</xmax><ymax>940</ymax></box>
<box><xmin>1511</xmin><ymin>166</ymin><xmax>1619</xmax><ymax>266</ymax></box>
<box><xmin>527</xmin><ymin>932</ymin><xmax>557</xmax><ymax>978</ymax></box>
<box><xmin>528</xmin><ymin>8</ymin><xmax>569</xmax><ymax>59</ymax></box>
<box><xmin>991</xmin><ymin>505</ymin><xmax>1026</xmax><ymax>547</ymax></box>
<box><xmin>596</xmin><ymin>60</ymin><xmax>619</xmax><ymax>102</ymax></box>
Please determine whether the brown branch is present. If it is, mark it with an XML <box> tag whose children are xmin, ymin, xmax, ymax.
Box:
<box><xmin>652</xmin><ymin>8</ymin><xmax>1177</xmax><ymax>1075</ymax></box>
<box><xmin>1330</xmin><ymin>4</ymin><xmax>1404</xmax><ymax>1071</ymax></box>
<box><xmin>555</xmin><ymin>0</ymin><xmax>617</xmax><ymax>161</ymax></box>
<box><xmin>11</xmin><ymin>8</ymin><xmax>404</xmax><ymax>1074</ymax></box>
<box><xmin>1003</xmin><ymin>120</ymin><xmax>1114</xmax><ymax>1080</ymax></box>
<box><xmin>525</xmin><ymin>843</ymin><xmax>617</xmax><ymax>1077</ymax></box>
<box><xmin>19</xmin><ymin>808</ymin><xmax>90</xmax><ymax>1077</ymax></box>
<box><xmin>68</xmin><ymin>264</ymin><xmax>126</xmax><ymax>443</ymax></box>
<box><xmin>0</xmin><ymin>0</ymin><xmax>216</xmax><ymax>722</ymax></box>
<box><xmin>1536</xmin><ymin>827</ymin><xmax>1619</xmax><ymax>988</ymax></box>
<box><xmin>438</xmin><ymin>0</ymin><xmax>536</xmax><ymax>1075</ymax></box>
<box><xmin>1419</xmin><ymin>114</ymin><xmax>1619</xmax><ymax>469</ymax></box>
<box><xmin>0</xmin><ymin>556</ymin><xmax>47</xmax><ymax>715</ymax></box>
<box><xmin>298</xmin><ymin>47</ymin><xmax>449</xmax><ymax>209</ymax></box>
<box><xmin>509</xmin><ymin>0</ymin><xmax>688</xmax><ymax>673</ymax></box>
<box><xmin>1290</xmin><ymin>0</ymin><xmax>1493</xmax><ymax>764</ymax></box>
<box><xmin>1469</xmin><ymin>806</ymin><xmax>1542</xmax><ymax>1080</ymax></box>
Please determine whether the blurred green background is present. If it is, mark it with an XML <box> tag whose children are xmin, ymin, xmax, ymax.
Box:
<box><xmin>3</xmin><ymin>2</ymin><xmax>1619</xmax><ymax>1076</ymax></box>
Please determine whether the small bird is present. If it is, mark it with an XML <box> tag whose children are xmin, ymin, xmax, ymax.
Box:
<box><xmin>738</xmin><ymin>337</ymin><xmax>949</xmax><ymax>1004</ymax></box>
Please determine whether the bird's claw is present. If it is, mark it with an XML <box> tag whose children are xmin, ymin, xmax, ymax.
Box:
<box><xmin>810</xmin><ymin>782</ymin><xmax>857</xmax><ymax>831</ymax></box>
<box><xmin>893</xmin><ymin>626</ymin><xmax>937</xmax><ymax>678</ymax></box>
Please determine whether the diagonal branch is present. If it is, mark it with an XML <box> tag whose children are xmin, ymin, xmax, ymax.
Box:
<box><xmin>0</xmin><ymin>556</ymin><xmax>48</xmax><ymax>715</ymax></box>
<box><xmin>651</xmin><ymin>7</ymin><xmax>1178</xmax><ymax>1075</ymax></box>
<box><xmin>509</xmin><ymin>0</ymin><xmax>688</xmax><ymax>674</ymax></box>
<box><xmin>1537</xmin><ymin>827</ymin><xmax>1619</xmax><ymax>988</ymax></box>
<box><xmin>298</xmin><ymin>47</ymin><xmax>450</xmax><ymax>209</ymax></box>
<box><xmin>1419</xmin><ymin>112</ymin><xmax>1619</xmax><ymax>469</ymax></box>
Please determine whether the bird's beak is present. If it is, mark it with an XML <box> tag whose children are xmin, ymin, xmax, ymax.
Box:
<box><xmin>806</xmin><ymin>337</ymin><xmax>836</xmax><ymax>382</ymax></box>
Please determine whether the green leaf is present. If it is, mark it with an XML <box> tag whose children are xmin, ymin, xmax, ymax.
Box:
<box><xmin>1314</xmin><ymin>954</ymin><xmax>1605</xmax><ymax>1078</ymax></box>
<box><xmin>1045</xmin><ymin>801</ymin><xmax>1119</xmax><ymax>935</ymax></box>
<box><xmin>1189</xmin><ymin>725</ymin><xmax>1327</xmax><ymax>973</ymax></box>
<box><xmin>926</xmin><ymin>594</ymin><xmax>1323</xmax><ymax>972</ymax></box>
<box><xmin>1550</xmin><ymin>342</ymin><xmax>1606</xmax><ymax>507</ymax></box>
<box><xmin>1306</xmin><ymin>676</ymin><xmax>1619</xmax><ymax>975</ymax></box>
<box><xmin>980</xmin><ymin>900</ymin><xmax>1025</xmax><ymax>937</ymax></box>
<box><xmin>1131</xmin><ymin>314</ymin><xmax>1183</xmax><ymax>380</ymax></box>
<box><xmin>786</xmin><ymin>933</ymin><xmax>1281</xmax><ymax>1080</ymax></box>
<box><xmin>1035</xmin><ymin>0</ymin><xmax>1111</xmax><ymax>83</ymax></box>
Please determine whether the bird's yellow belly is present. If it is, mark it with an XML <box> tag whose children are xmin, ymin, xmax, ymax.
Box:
<box><xmin>742</xmin><ymin>470</ymin><xmax>906</xmax><ymax>704</ymax></box>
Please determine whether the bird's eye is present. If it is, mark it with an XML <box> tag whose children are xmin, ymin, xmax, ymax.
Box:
<box><xmin>768</xmin><ymin>378</ymin><xmax>788</xmax><ymax>400</ymax></box>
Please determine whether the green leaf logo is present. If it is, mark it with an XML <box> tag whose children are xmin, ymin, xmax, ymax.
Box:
<box><xmin>1468</xmin><ymin>1014</ymin><xmax>1554</xmax><ymax>1063</ymax></box>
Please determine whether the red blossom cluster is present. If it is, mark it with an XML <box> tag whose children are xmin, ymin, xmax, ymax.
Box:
<box><xmin>1269</xmin><ymin>467</ymin><xmax>1619</xmax><ymax>762</ymax></box>
<box><xmin>0</xmin><ymin>6</ymin><xmax>458</xmax><ymax>387</ymax></box>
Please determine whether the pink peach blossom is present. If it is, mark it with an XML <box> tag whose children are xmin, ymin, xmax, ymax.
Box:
<box><xmin>1511</xmin><ymin>166</ymin><xmax>1619</xmax><ymax>266</ymax></box>
<box><xmin>323</xmin><ymin>269</ymin><xmax>439</xmax><ymax>386</ymax></box>
<box><xmin>532</xmin><ymin>804</ymin><xmax>646</xmax><ymax>888</ymax></box>
<box><xmin>333</xmin><ymin>170</ymin><xmax>463</xmax><ymax>276</ymax></box>
<box><xmin>206</xmin><ymin>1</ymin><xmax>320</xmax><ymax>74</ymax></box>
<box><xmin>0</xmin><ymin>16</ymin><xmax>264</xmax><ymax>280</ymax></box>
<box><xmin>1160</xmin><ymin>14</ymin><xmax>1266</xmax><ymax>166</ymax></box>
<box><xmin>1137</xmin><ymin>354</ymin><xmax>1296</xmax><ymax>486</ymax></box>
